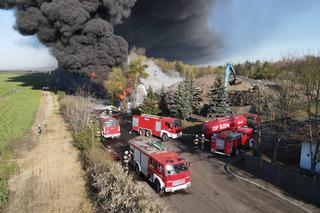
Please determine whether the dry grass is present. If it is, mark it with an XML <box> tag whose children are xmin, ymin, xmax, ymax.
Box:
<box><xmin>83</xmin><ymin>146</ymin><xmax>164</xmax><ymax>213</ymax></box>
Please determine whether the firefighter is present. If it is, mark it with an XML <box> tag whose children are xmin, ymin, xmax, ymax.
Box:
<box><xmin>200</xmin><ymin>134</ymin><xmax>207</xmax><ymax>150</ymax></box>
<box><xmin>37</xmin><ymin>124</ymin><xmax>42</xmax><ymax>135</ymax></box>
<box><xmin>123</xmin><ymin>150</ymin><xmax>130</xmax><ymax>172</ymax></box>
<box><xmin>44</xmin><ymin>120</ymin><xmax>47</xmax><ymax>128</ymax></box>
<box><xmin>193</xmin><ymin>135</ymin><xmax>199</xmax><ymax>150</ymax></box>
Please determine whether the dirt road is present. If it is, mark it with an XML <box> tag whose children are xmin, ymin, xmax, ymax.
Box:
<box><xmin>3</xmin><ymin>92</ymin><xmax>92</xmax><ymax>213</ymax></box>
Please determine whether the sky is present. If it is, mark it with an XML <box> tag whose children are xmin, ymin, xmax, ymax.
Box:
<box><xmin>210</xmin><ymin>0</ymin><xmax>320</xmax><ymax>65</ymax></box>
<box><xmin>0</xmin><ymin>10</ymin><xmax>58</xmax><ymax>71</ymax></box>
<box><xmin>0</xmin><ymin>0</ymin><xmax>320</xmax><ymax>70</ymax></box>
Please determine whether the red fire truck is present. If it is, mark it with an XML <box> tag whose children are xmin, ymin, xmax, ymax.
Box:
<box><xmin>210</xmin><ymin>127</ymin><xmax>255</xmax><ymax>156</ymax></box>
<box><xmin>132</xmin><ymin>115</ymin><xmax>183</xmax><ymax>141</ymax></box>
<box><xmin>99</xmin><ymin>114</ymin><xmax>121</xmax><ymax>140</ymax></box>
<box><xmin>203</xmin><ymin>113</ymin><xmax>259</xmax><ymax>138</ymax></box>
<box><xmin>129</xmin><ymin>136</ymin><xmax>191</xmax><ymax>193</ymax></box>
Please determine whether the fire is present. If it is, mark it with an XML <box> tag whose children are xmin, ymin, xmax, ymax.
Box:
<box><xmin>114</xmin><ymin>82</ymin><xmax>131</xmax><ymax>101</ymax></box>
<box><xmin>90</xmin><ymin>71</ymin><xmax>97</xmax><ymax>79</ymax></box>
<box><xmin>119</xmin><ymin>87</ymin><xmax>132</xmax><ymax>101</ymax></box>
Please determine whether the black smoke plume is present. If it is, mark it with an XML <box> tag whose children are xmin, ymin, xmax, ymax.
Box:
<box><xmin>0</xmin><ymin>0</ymin><xmax>137</xmax><ymax>80</ymax></box>
<box><xmin>116</xmin><ymin>0</ymin><xmax>221</xmax><ymax>64</ymax></box>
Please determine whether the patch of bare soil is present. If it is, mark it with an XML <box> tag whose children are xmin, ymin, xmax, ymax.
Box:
<box><xmin>3</xmin><ymin>91</ymin><xmax>93</xmax><ymax>213</ymax></box>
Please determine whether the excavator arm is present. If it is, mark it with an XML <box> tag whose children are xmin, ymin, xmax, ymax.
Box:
<box><xmin>224</xmin><ymin>62</ymin><xmax>241</xmax><ymax>92</ymax></box>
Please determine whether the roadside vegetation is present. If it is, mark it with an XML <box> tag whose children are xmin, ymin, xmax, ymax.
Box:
<box><xmin>0</xmin><ymin>73</ymin><xmax>41</xmax><ymax>208</ymax></box>
<box><xmin>59</xmin><ymin>92</ymin><xmax>164</xmax><ymax>212</ymax></box>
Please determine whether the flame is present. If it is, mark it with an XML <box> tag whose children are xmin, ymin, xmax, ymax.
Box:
<box><xmin>119</xmin><ymin>88</ymin><xmax>132</xmax><ymax>101</ymax></box>
<box><xmin>90</xmin><ymin>71</ymin><xmax>97</xmax><ymax>79</ymax></box>
<box><xmin>114</xmin><ymin>82</ymin><xmax>131</xmax><ymax>101</ymax></box>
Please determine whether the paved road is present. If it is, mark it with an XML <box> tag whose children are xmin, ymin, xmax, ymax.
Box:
<box><xmin>103</xmin><ymin>116</ymin><xmax>308</xmax><ymax>213</ymax></box>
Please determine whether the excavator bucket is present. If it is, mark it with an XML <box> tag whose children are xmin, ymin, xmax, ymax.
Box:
<box><xmin>229</xmin><ymin>79</ymin><xmax>242</xmax><ymax>86</ymax></box>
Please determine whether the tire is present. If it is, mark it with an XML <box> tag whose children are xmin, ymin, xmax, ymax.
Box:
<box><xmin>139</xmin><ymin>129</ymin><xmax>146</xmax><ymax>136</ymax></box>
<box><xmin>248</xmin><ymin>139</ymin><xmax>254</xmax><ymax>148</ymax></box>
<box><xmin>155</xmin><ymin>179</ymin><xmax>162</xmax><ymax>194</ymax></box>
<box><xmin>235</xmin><ymin>147</ymin><xmax>240</xmax><ymax>156</ymax></box>
<box><xmin>135</xmin><ymin>163</ymin><xmax>140</xmax><ymax>175</ymax></box>
<box><xmin>146</xmin><ymin>130</ymin><xmax>152</xmax><ymax>137</ymax></box>
<box><xmin>161</xmin><ymin>133</ymin><xmax>168</xmax><ymax>141</ymax></box>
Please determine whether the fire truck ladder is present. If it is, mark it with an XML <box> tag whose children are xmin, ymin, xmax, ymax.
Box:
<box><xmin>151</xmin><ymin>141</ymin><xmax>167</xmax><ymax>151</ymax></box>
<box><xmin>142</xmin><ymin>114</ymin><xmax>159</xmax><ymax>118</ymax></box>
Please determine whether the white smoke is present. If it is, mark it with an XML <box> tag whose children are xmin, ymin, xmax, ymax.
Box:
<box><xmin>133</xmin><ymin>84</ymin><xmax>147</xmax><ymax>107</ymax></box>
<box><xmin>141</xmin><ymin>59</ymin><xmax>184</xmax><ymax>91</ymax></box>
<box><xmin>128</xmin><ymin>55</ymin><xmax>184</xmax><ymax>107</ymax></box>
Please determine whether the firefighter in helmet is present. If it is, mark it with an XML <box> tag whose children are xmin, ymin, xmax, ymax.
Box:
<box><xmin>193</xmin><ymin>134</ymin><xmax>199</xmax><ymax>149</ymax></box>
<box><xmin>37</xmin><ymin>124</ymin><xmax>42</xmax><ymax>135</ymax></box>
<box><xmin>200</xmin><ymin>134</ymin><xmax>207</xmax><ymax>150</ymax></box>
<box><xmin>123</xmin><ymin>150</ymin><xmax>130</xmax><ymax>172</ymax></box>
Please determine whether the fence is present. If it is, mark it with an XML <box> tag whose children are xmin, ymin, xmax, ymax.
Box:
<box><xmin>243</xmin><ymin>155</ymin><xmax>320</xmax><ymax>206</ymax></box>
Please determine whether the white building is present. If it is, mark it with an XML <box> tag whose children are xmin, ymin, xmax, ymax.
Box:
<box><xmin>300</xmin><ymin>142</ymin><xmax>320</xmax><ymax>174</ymax></box>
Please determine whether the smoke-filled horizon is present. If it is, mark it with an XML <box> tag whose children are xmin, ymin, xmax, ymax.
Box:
<box><xmin>0</xmin><ymin>0</ymin><xmax>137</xmax><ymax>80</ymax></box>
<box><xmin>0</xmin><ymin>0</ymin><xmax>219</xmax><ymax>79</ymax></box>
<box><xmin>116</xmin><ymin>0</ymin><xmax>221</xmax><ymax>64</ymax></box>
<box><xmin>2</xmin><ymin>1</ymin><xmax>319</xmax><ymax>73</ymax></box>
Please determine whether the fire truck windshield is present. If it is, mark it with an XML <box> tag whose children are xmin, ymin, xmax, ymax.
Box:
<box><xmin>165</xmin><ymin>163</ymin><xmax>188</xmax><ymax>175</ymax></box>
<box><xmin>174</xmin><ymin>119</ymin><xmax>181</xmax><ymax>128</ymax></box>
<box><xmin>103</xmin><ymin>120</ymin><xmax>118</xmax><ymax>127</ymax></box>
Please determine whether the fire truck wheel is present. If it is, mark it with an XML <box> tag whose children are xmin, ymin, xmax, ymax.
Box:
<box><xmin>146</xmin><ymin>130</ymin><xmax>152</xmax><ymax>137</ymax></box>
<box><xmin>135</xmin><ymin>163</ymin><xmax>140</xmax><ymax>175</ymax></box>
<box><xmin>161</xmin><ymin>133</ymin><xmax>168</xmax><ymax>141</ymax></box>
<box><xmin>235</xmin><ymin>148</ymin><xmax>240</xmax><ymax>156</ymax></box>
<box><xmin>139</xmin><ymin>129</ymin><xmax>146</xmax><ymax>136</ymax></box>
<box><xmin>155</xmin><ymin>179</ymin><xmax>162</xmax><ymax>194</ymax></box>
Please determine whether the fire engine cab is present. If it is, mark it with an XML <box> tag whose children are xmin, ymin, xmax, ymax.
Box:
<box><xmin>129</xmin><ymin>136</ymin><xmax>191</xmax><ymax>193</ymax></box>
<box><xmin>210</xmin><ymin>127</ymin><xmax>255</xmax><ymax>156</ymax></box>
<box><xmin>203</xmin><ymin>113</ymin><xmax>259</xmax><ymax>138</ymax></box>
<box><xmin>99</xmin><ymin>114</ymin><xmax>121</xmax><ymax>140</ymax></box>
<box><xmin>132</xmin><ymin>115</ymin><xmax>183</xmax><ymax>141</ymax></box>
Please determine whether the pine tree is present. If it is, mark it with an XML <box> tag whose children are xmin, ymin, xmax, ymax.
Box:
<box><xmin>207</xmin><ymin>76</ymin><xmax>230</xmax><ymax>117</ymax></box>
<box><xmin>171</xmin><ymin>82</ymin><xmax>192</xmax><ymax>119</ymax></box>
<box><xmin>188</xmin><ymin>77</ymin><xmax>203</xmax><ymax>113</ymax></box>
<box><xmin>139</xmin><ymin>86</ymin><xmax>160</xmax><ymax>115</ymax></box>
<box><xmin>180</xmin><ymin>76</ymin><xmax>203</xmax><ymax>114</ymax></box>
<box><xmin>158</xmin><ymin>86</ymin><xmax>170</xmax><ymax>116</ymax></box>
<box><xmin>167</xmin><ymin>92</ymin><xmax>176</xmax><ymax>115</ymax></box>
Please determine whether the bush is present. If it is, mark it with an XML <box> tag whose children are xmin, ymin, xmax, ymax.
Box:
<box><xmin>59</xmin><ymin>93</ymin><xmax>94</xmax><ymax>134</ymax></box>
<box><xmin>0</xmin><ymin>180</ymin><xmax>8</xmax><ymax>207</ymax></box>
<box><xmin>56</xmin><ymin>91</ymin><xmax>65</xmax><ymax>102</ymax></box>
<box><xmin>84</xmin><ymin>147</ymin><xmax>163</xmax><ymax>213</ymax></box>
<box><xmin>73</xmin><ymin>126</ymin><xmax>96</xmax><ymax>150</ymax></box>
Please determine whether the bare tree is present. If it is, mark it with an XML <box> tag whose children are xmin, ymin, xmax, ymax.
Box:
<box><xmin>295</xmin><ymin>56</ymin><xmax>320</xmax><ymax>173</ymax></box>
<box><xmin>60</xmin><ymin>88</ymin><xmax>94</xmax><ymax>134</ymax></box>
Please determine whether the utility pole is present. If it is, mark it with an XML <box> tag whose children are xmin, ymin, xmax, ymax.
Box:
<box><xmin>257</xmin><ymin>87</ymin><xmax>262</xmax><ymax>157</ymax></box>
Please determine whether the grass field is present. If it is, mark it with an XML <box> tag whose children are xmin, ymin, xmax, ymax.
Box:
<box><xmin>0</xmin><ymin>73</ymin><xmax>41</xmax><ymax>207</ymax></box>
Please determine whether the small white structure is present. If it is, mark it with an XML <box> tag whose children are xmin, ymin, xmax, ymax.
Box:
<box><xmin>134</xmin><ymin>84</ymin><xmax>147</xmax><ymax>107</ymax></box>
<box><xmin>300</xmin><ymin>142</ymin><xmax>320</xmax><ymax>174</ymax></box>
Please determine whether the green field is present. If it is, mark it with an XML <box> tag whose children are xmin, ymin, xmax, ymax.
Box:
<box><xmin>0</xmin><ymin>73</ymin><xmax>41</xmax><ymax>206</ymax></box>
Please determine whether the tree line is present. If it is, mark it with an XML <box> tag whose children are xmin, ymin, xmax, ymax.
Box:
<box><xmin>246</xmin><ymin>55</ymin><xmax>320</xmax><ymax>174</ymax></box>
<box><xmin>138</xmin><ymin>76</ymin><xmax>230</xmax><ymax>120</ymax></box>
<box><xmin>153</xmin><ymin>58</ymin><xmax>224</xmax><ymax>78</ymax></box>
